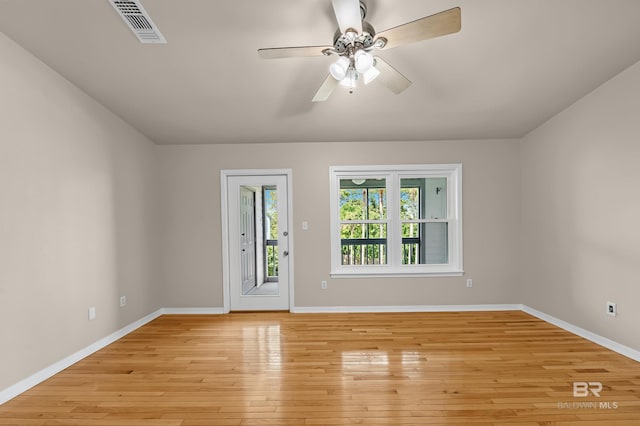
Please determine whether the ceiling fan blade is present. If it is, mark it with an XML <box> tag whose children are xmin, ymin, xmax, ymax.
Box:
<box><xmin>312</xmin><ymin>74</ymin><xmax>339</xmax><ymax>102</ymax></box>
<box><xmin>258</xmin><ymin>45</ymin><xmax>333</xmax><ymax>59</ymax></box>
<box><xmin>376</xmin><ymin>7</ymin><xmax>461</xmax><ymax>50</ymax></box>
<box><xmin>332</xmin><ymin>0</ymin><xmax>362</xmax><ymax>35</ymax></box>
<box><xmin>373</xmin><ymin>57</ymin><xmax>412</xmax><ymax>94</ymax></box>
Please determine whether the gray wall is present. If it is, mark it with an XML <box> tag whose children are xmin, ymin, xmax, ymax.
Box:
<box><xmin>520</xmin><ymin>60</ymin><xmax>640</xmax><ymax>350</ymax></box>
<box><xmin>156</xmin><ymin>140</ymin><xmax>522</xmax><ymax>308</ymax></box>
<box><xmin>0</xmin><ymin>34</ymin><xmax>160</xmax><ymax>390</ymax></box>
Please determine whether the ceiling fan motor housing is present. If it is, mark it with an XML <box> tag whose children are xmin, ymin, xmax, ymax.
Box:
<box><xmin>332</xmin><ymin>21</ymin><xmax>376</xmax><ymax>54</ymax></box>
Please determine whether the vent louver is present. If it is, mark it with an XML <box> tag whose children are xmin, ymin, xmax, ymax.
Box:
<box><xmin>109</xmin><ymin>0</ymin><xmax>166</xmax><ymax>44</ymax></box>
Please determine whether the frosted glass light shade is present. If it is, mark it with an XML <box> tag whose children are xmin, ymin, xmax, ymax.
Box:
<box><xmin>354</xmin><ymin>49</ymin><xmax>374</xmax><ymax>73</ymax></box>
<box><xmin>330</xmin><ymin>56</ymin><xmax>350</xmax><ymax>81</ymax></box>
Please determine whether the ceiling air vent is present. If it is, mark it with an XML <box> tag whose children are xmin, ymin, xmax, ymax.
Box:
<box><xmin>108</xmin><ymin>0</ymin><xmax>166</xmax><ymax>44</ymax></box>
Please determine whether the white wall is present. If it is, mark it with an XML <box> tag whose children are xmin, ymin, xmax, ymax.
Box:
<box><xmin>156</xmin><ymin>139</ymin><xmax>522</xmax><ymax>309</ymax></box>
<box><xmin>520</xmin><ymin>60</ymin><xmax>640</xmax><ymax>350</ymax></box>
<box><xmin>0</xmin><ymin>33</ymin><xmax>160</xmax><ymax>390</ymax></box>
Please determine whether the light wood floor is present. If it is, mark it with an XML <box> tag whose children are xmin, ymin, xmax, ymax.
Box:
<box><xmin>1</xmin><ymin>311</ymin><xmax>639</xmax><ymax>425</ymax></box>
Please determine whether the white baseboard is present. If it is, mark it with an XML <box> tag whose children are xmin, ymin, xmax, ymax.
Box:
<box><xmin>161</xmin><ymin>307</ymin><xmax>225</xmax><ymax>315</ymax></box>
<box><xmin>520</xmin><ymin>305</ymin><xmax>640</xmax><ymax>362</ymax></box>
<box><xmin>0</xmin><ymin>309</ymin><xmax>163</xmax><ymax>405</ymax></box>
<box><xmin>291</xmin><ymin>304</ymin><xmax>521</xmax><ymax>313</ymax></box>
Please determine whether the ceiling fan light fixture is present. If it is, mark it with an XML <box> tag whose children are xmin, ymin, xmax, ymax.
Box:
<box><xmin>258</xmin><ymin>1</ymin><xmax>462</xmax><ymax>102</ymax></box>
<box><xmin>354</xmin><ymin>49</ymin><xmax>374</xmax><ymax>73</ymax></box>
<box><xmin>330</xmin><ymin>56</ymin><xmax>350</xmax><ymax>80</ymax></box>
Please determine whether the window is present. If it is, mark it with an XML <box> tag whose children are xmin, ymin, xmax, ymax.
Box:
<box><xmin>330</xmin><ymin>164</ymin><xmax>462</xmax><ymax>277</ymax></box>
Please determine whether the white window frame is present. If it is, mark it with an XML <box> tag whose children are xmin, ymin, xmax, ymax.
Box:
<box><xmin>329</xmin><ymin>164</ymin><xmax>463</xmax><ymax>278</ymax></box>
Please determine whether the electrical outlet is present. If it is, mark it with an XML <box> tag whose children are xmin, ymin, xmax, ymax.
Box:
<box><xmin>321</xmin><ymin>280</ymin><xmax>328</xmax><ymax>290</ymax></box>
<box><xmin>466</xmin><ymin>279</ymin><xmax>473</xmax><ymax>288</ymax></box>
<box><xmin>120</xmin><ymin>296</ymin><xmax>126</xmax><ymax>307</ymax></box>
<box><xmin>606</xmin><ymin>301</ymin><xmax>617</xmax><ymax>317</ymax></box>
<box><xmin>88</xmin><ymin>307</ymin><xmax>96</xmax><ymax>321</ymax></box>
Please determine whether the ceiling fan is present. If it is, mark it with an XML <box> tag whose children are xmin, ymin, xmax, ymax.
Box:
<box><xmin>258</xmin><ymin>0</ymin><xmax>461</xmax><ymax>102</ymax></box>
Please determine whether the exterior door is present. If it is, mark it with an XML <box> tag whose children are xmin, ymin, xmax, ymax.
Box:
<box><xmin>225</xmin><ymin>173</ymin><xmax>291</xmax><ymax>311</ymax></box>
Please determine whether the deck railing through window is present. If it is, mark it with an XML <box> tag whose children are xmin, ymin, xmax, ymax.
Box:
<box><xmin>341</xmin><ymin>238</ymin><xmax>420</xmax><ymax>265</ymax></box>
<box><xmin>266</xmin><ymin>239</ymin><xmax>278</xmax><ymax>279</ymax></box>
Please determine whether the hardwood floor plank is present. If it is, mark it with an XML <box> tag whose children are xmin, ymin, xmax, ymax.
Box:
<box><xmin>1</xmin><ymin>311</ymin><xmax>639</xmax><ymax>425</ymax></box>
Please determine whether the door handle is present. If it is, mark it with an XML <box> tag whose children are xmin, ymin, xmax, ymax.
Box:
<box><xmin>283</xmin><ymin>251</ymin><xmax>289</xmax><ymax>257</ymax></box>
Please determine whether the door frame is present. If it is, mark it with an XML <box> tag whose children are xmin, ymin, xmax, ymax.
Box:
<box><xmin>220</xmin><ymin>169</ymin><xmax>294</xmax><ymax>313</ymax></box>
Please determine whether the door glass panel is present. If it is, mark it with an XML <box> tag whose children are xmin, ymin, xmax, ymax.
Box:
<box><xmin>263</xmin><ymin>187</ymin><xmax>278</xmax><ymax>282</ymax></box>
<box><xmin>241</xmin><ymin>185</ymin><xmax>279</xmax><ymax>296</ymax></box>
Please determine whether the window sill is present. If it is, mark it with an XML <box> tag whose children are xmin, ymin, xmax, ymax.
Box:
<box><xmin>330</xmin><ymin>270</ymin><xmax>464</xmax><ymax>279</ymax></box>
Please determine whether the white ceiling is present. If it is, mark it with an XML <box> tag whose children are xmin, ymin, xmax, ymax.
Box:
<box><xmin>1</xmin><ymin>0</ymin><xmax>640</xmax><ymax>145</ymax></box>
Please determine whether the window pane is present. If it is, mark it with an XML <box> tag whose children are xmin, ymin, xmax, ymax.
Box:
<box><xmin>400</xmin><ymin>178</ymin><xmax>447</xmax><ymax>220</ymax></box>
<box><xmin>340</xmin><ymin>179</ymin><xmax>387</xmax><ymax>220</ymax></box>
<box><xmin>400</xmin><ymin>177</ymin><xmax>449</xmax><ymax>265</ymax></box>
<box><xmin>401</xmin><ymin>222</ymin><xmax>448</xmax><ymax>265</ymax></box>
<box><xmin>340</xmin><ymin>223</ymin><xmax>387</xmax><ymax>265</ymax></box>
<box><xmin>424</xmin><ymin>223</ymin><xmax>448</xmax><ymax>264</ymax></box>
